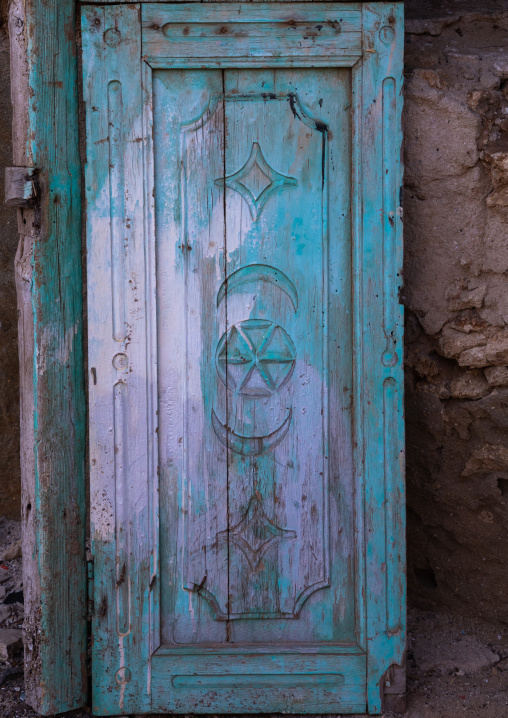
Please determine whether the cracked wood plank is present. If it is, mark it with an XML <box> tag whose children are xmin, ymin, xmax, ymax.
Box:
<box><xmin>8</xmin><ymin>0</ymin><xmax>87</xmax><ymax>713</ymax></box>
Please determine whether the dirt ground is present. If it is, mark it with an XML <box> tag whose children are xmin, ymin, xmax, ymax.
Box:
<box><xmin>1</xmin><ymin>606</ymin><xmax>508</xmax><ymax>717</ymax></box>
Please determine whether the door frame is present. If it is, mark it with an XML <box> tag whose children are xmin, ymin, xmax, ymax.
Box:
<box><xmin>9</xmin><ymin>1</ymin><xmax>404</xmax><ymax>715</ymax></box>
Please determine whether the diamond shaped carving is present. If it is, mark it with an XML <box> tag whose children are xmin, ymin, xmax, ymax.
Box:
<box><xmin>241</xmin><ymin>162</ymin><xmax>272</xmax><ymax>199</ymax></box>
<box><xmin>215</xmin><ymin>142</ymin><xmax>298</xmax><ymax>221</ymax></box>
<box><xmin>218</xmin><ymin>493</ymin><xmax>297</xmax><ymax>570</ymax></box>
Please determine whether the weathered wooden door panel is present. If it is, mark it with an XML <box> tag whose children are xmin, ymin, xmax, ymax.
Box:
<box><xmin>155</xmin><ymin>67</ymin><xmax>356</xmax><ymax>647</ymax></box>
<box><xmin>82</xmin><ymin>3</ymin><xmax>404</xmax><ymax>715</ymax></box>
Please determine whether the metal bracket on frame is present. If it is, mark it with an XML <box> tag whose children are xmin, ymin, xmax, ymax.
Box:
<box><xmin>4</xmin><ymin>166</ymin><xmax>42</xmax><ymax>237</ymax></box>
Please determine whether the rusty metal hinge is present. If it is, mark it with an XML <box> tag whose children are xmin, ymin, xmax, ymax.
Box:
<box><xmin>5</xmin><ymin>166</ymin><xmax>39</xmax><ymax>207</ymax></box>
<box><xmin>4</xmin><ymin>166</ymin><xmax>42</xmax><ymax>237</ymax></box>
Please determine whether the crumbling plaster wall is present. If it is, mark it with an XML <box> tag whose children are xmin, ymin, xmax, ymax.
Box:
<box><xmin>404</xmin><ymin>3</ymin><xmax>508</xmax><ymax>621</ymax></box>
<box><xmin>0</xmin><ymin>0</ymin><xmax>508</xmax><ymax>622</ymax></box>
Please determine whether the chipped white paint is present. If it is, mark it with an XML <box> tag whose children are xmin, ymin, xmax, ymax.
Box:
<box><xmin>82</xmin><ymin>3</ymin><xmax>404</xmax><ymax>715</ymax></box>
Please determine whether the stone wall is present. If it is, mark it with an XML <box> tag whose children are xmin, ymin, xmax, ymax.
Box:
<box><xmin>404</xmin><ymin>2</ymin><xmax>508</xmax><ymax>621</ymax></box>
<box><xmin>1</xmin><ymin>0</ymin><xmax>508</xmax><ymax>622</ymax></box>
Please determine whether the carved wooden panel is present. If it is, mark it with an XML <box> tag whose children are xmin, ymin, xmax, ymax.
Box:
<box><xmin>155</xmin><ymin>68</ymin><xmax>355</xmax><ymax>643</ymax></box>
<box><xmin>83</xmin><ymin>4</ymin><xmax>404</xmax><ymax>714</ymax></box>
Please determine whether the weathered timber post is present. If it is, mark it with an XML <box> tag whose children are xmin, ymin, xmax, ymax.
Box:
<box><xmin>7</xmin><ymin>0</ymin><xmax>87</xmax><ymax>713</ymax></box>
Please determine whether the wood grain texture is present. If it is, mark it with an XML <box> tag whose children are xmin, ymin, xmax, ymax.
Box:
<box><xmin>81</xmin><ymin>2</ymin><xmax>404</xmax><ymax>715</ymax></box>
<box><xmin>90</xmin><ymin>0</ymin><xmax>360</xmax><ymax>3</ymax></box>
<box><xmin>359</xmin><ymin>4</ymin><xmax>405</xmax><ymax>713</ymax></box>
<box><xmin>153</xmin><ymin>67</ymin><xmax>356</xmax><ymax>653</ymax></box>
<box><xmin>8</xmin><ymin>0</ymin><xmax>87</xmax><ymax>714</ymax></box>
<box><xmin>93</xmin><ymin>0</ymin><xmax>361</xmax><ymax>3</ymax></box>
<box><xmin>82</xmin><ymin>4</ymin><xmax>158</xmax><ymax>716</ymax></box>
<box><xmin>152</xmin><ymin>651</ymin><xmax>366</xmax><ymax>713</ymax></box>
<box><xmin>142</xmin><ymin>4</ymin><xmax>361</xmax><ymax>24</ymax></box>
<box><xmin>142</xmin><ymin>3</ymin><xmax>361</xmax><ymax>67</ymax></box>
<box><xmin>8</xmin><ymin>0</ymin><xmax>403</xmax><ymax>713</ymax></box>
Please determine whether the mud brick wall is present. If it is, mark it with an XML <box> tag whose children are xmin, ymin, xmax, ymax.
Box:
<box><xmin>1</xmin><ymin>0</ymin><xmax>508</xmax><ymax>622</ymax></box>
<box><xmin>403</xmin><ymin>3</ymin><xmax>508</xmax><ymax>622</ymax></box>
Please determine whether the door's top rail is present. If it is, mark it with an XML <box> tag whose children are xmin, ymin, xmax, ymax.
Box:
<box><xmin>85</xmin><ymin>0</ymin><xmax>361</xmax><ymax>4</ymax></box>
<box><xmin>142</xmin><ymin>3</ymin><xmax>362</xmax><ymax>67</ymax></box>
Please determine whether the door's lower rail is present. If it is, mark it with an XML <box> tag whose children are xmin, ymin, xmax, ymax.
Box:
<box><xmin>151</xmin><ymin>648</ymin><xmax>366</xmax><ymax>713</ymax></box>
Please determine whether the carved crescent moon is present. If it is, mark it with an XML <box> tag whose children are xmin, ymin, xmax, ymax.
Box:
<box><xmin>211</xmin><ymin>408</ymin><xmax>292</xmax><ymax>457</ymax></box>
<box><xmin>217</xmin><ymin>265</ymin><xmax>298</xmax><ymax>312</ymax></box>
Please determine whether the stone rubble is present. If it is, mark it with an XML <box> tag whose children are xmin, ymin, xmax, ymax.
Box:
<box><xmin>2</xmin><ymin>539</ymin><xmax>22</xmax><ymax>562</ymax></box>
<box><xmin>0</xmin><ymin>519</ymin><xmax>24</xmax><ymax>643</ymax></box>
<box><xmin>0</xmin><ymin>629</ymin><xmax>22</xmax><ymax>661</ymax></box>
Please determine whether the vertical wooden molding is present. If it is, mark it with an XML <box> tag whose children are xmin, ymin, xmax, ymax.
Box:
<box><xmin>83</xmin><ymin>6</ymin><xmax>153</xmax><ymax>714</ymax></box>
<box><xmin>361</xmin><ymin>2</ymin><xmax>405</xmax><ymax>714</ymax></box>
<box><xmin>8</xmin><ymin>0</ymin><xmax>87</xmax><ymax>714</ymax></box>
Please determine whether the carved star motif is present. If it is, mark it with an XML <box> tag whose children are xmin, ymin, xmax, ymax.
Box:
<box><xmin>218</xmin><ymin>493</ymin><xmax>296</xmax><ymax>570</ymax></box>
<box><xmin>215</xmin><ymin>142</ymin><xmax>298</xmax><ymax>221</ymax></box>
<box><xmin>216</xmin><ymin>319</ymin><xmax>296</xmax><ymax>398</ymax></box>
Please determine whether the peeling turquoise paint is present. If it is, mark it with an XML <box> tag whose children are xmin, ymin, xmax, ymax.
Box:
<box><xmin>17</xmin><ymin>0</ymin><xmax>87</xmax><ymax>714</ymax></box>
<box><xmin>81</xmin><ymin>2</ymin><xmax>404</xmax><ymax>715</ymax></box>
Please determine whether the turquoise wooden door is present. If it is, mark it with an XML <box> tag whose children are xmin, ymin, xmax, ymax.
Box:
<box><xmin>82</xmin><ymin>3</ymin><xmax>404</xmax><ymax>715</ymax></box>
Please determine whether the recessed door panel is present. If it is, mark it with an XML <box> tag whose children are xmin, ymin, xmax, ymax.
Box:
<box><xmin>155</xmin><ymin>68</ymin><xmax>355</xmax><ymax>645</ymax></box>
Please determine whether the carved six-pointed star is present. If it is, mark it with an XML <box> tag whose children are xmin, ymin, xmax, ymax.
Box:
<box><xmin>215</xmin><ymin>141</ymin><xmax>298</xmax><ymax>221</ymax></box>
<box><xmin>217</xmin><ymin>319</ymin><xmax>296</xmax><ymax>398</ymax></box>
